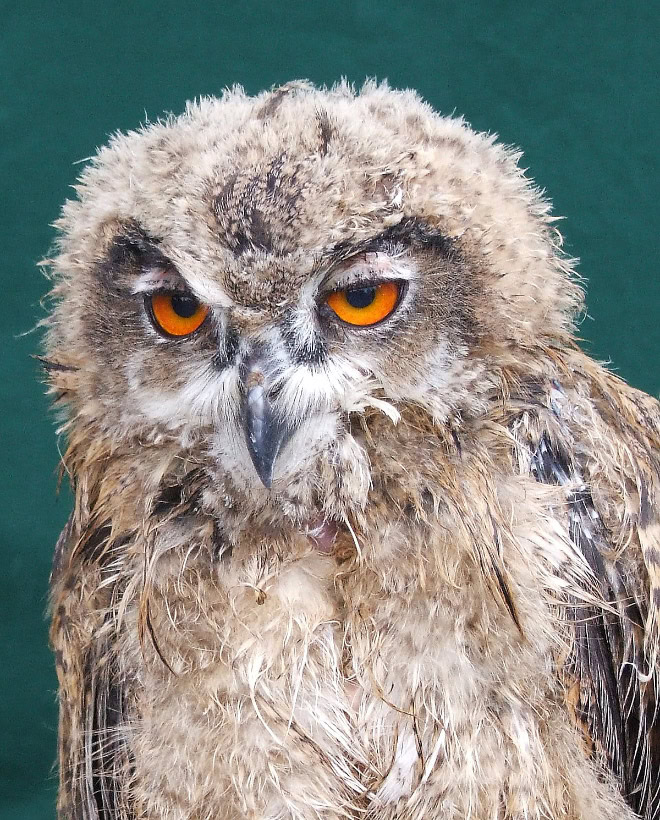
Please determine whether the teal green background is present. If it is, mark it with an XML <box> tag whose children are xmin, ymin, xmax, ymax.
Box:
<box><xmin>2</xmin><ymin>2</ymin><xmax>658</xmax><ymax>817</ymax></box>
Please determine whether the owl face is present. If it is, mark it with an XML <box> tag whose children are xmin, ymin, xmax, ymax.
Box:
<box><xmin>47</xmin><ymin>81</ymin><xmax>580</xmax><ymax>516</ymax></box>
<box><xmin>78</xmin><ymin>218</ymin><xmax>476</xmax><ymax>497</ymax></box>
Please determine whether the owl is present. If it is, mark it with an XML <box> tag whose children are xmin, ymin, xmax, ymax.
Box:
<box><xmin>43</xmin><ymin>81</ymin><xmax>660</xmax><ymax>820</ymax></box>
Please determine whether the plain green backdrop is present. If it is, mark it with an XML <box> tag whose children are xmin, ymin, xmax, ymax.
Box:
<box><xmin>1</xmin><ymin>2</ymin><xmax>658</xmax><ymax>817</ymax></box>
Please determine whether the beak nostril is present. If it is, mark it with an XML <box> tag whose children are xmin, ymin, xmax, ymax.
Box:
<box><xmin>266</xmin><ymin>382</ymin><xmax>283</xmax><ymax>403</ymax></box>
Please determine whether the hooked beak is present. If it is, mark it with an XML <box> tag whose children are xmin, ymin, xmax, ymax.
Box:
<box><xmin>241</xmin><ymin>357</ymin><xmax>294</xmax><ymax>489</ymax></box>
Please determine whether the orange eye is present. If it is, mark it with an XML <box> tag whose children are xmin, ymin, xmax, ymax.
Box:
<box><xmin>149</xmin><ymin>292</ymin><xmax>209</xmax><ymax>337</ymax></box>
<box><xmin>325</xmin><ymin>281</ymin><xmax>401</xmax><ymax>326</ymax></box>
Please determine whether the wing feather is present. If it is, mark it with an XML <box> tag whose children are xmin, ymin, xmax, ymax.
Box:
<box><xmin>50</xmin><ymin>521</ymin><xmax>134</xmax><ymax>820</ymax></box>
<box><xmin>527</xmin><ymin>365</ymin><xmax>660</xmax><ymax>820</ymax></box>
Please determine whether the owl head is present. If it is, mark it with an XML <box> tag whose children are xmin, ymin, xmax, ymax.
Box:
<box><xmin>44</xmin><ymin>81</ymin><xmax>581</xmax><ymax>528</ymax></box>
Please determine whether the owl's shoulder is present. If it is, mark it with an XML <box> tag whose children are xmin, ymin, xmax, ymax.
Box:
<box><xmin>510</xmin><ymin>350</ymin><xmax>660</xmax><ymax>818</ymax></box>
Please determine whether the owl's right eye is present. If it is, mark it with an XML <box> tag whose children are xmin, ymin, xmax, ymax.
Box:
<box><xmin>325</xmin><ymin>281</ymin><xmax>402</xmax><ymax>327</ymax></box>
<box><xmin>147</xmin><ymin>292</ymin><xmax>209</xmax><ymax>338</ymax></box>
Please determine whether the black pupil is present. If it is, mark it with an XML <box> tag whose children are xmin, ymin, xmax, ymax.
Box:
<box><xmin>170</xmin><ymin>293</ymin><xmax>199</xmax><ymax>318</ymax></box>
<box><xmin>346</xmin><ymin>286</ymin><xmax>376</xmax><ymax>309</ymax></box>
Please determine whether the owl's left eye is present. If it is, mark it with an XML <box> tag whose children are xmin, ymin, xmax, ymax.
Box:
<box><xmin>147</xmin><ymin>292</ymin><xmax>209</xmax><ymax>338</ymax></box>
<box><xmin>325</xmin><ymin>281</ymin><xmax>403</xmax><ymax>327</ymax></box>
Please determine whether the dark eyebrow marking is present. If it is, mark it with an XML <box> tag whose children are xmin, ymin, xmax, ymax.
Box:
<box><xmin>326</xmin><ymin>217</ymin><xmax>457</xmax><ymax>267</ymax></box>
<box><xmin>96</xmin><ymin>224</ymin><xmax>179</xmax><ymax>294</ymax></box>
<box><xmin>106</xmin><ymin>225</ymin><xmax>170</xmax><ymax>271</ymax></box>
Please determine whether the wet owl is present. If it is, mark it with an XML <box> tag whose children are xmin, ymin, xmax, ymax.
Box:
<box><xmin>44</xmin><ymin>81</ymin><xmax>660</xmax><ymax>820</ymax></box>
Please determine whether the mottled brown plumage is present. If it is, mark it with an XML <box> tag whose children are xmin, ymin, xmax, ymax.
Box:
<box><xmin>44</xmin><ymin>81</ymin><xmax>660</xmax><ymax>820</ymax></box>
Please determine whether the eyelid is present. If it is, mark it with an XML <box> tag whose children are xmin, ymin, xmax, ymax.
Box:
<box><xmin>319</xmin><ymin>275</ymin><xmax>405</xmax><ymax>302</ymax></box>
<box><xmin>319</xmin><ymin>252</ymin><xmax>414</xmax><ymax>296</ymax></box>
<box><xmin>132</xmin><ymin>267</ymin><xmax>188</xmax><ymax>295</ymax></box>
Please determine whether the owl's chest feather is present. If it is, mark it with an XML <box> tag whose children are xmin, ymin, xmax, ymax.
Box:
<box><xmin>121</xmin><ymin>500</ymin><xmax>616</xmax><ymax>820</ymax></box>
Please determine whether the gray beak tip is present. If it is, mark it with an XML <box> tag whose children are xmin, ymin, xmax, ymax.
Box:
<box><xmin>259</xmin><ymin>472</ymin><xmax>274</xmax><ymax>490</ymax></box>
<box><xmin>248</xmin><ymin>445</ymin><xmax>275</xmax><ymax>489</ymax></box>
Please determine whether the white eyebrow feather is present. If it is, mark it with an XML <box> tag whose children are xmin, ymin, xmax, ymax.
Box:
<box><xmin>323</xmin><ymin>251</ymin><xmax>417</xmax><ymax>292</ymax></box>
<box><xmin>131</xmin><ymin>266</ymin><xmax>235</xmax><ymax>309</ymax></box>
<box><xmin>132</xmin><ymin>268</ymin><xmax>185</xmax><ymax>294</ymax></box>
<box><xmin>132</xmin><ymin>251</ymin><xmax>414</xmax><ymax>306</ymax></box>
<box><xmin>181</xmin><ymin>272</ymin><xmax>236</xmax><ymax>309</ymax></box>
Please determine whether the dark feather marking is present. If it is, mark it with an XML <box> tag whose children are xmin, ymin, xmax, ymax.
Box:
<box><xmin>316</xmin><ymin>108</ymin><xmax>333</xmax><ymax>156</ymax></box>
<box><xmin>153</xmin><ymin>483</ymin><xmax>184</xmax><ymax>515</ymax></box>
<box><xmin>35</xmin><ymin>355</ymin><xmax>80</xmax><ymax>373</ymax></box>
<box><xmin>80</xmin><ymin>637</ymin><xmax>135</xmax><ymax>820</ymax></box>
<box><xmin>255</xmin><ymin>84</ymin><xmax>296</xmax><ymax>120</ymax></box>
<box><xmin>105</xmin><ymin>226</ymin><xmax>167</xmax><ymax>270</ymax></box>
<box><xmin>51</xmin><ymin>510</ymin><xmax>75</xmax><ymax>582</ymax></box>
<box><xmin>569</xmin><ymin>488</ymin><xmax>628</xmax><ymax>783</ymax></box>
<box><xmin>95</xmin><ymin>225</ymin><xmax>173</xmax><ymax>297</ymax></box>
<box><xmin>265</xmin><ymin>155</ymin><xmax>284</xmax><ymax>194</ymax></box>
<box><xmin>280</xmin><ymin>310</ymin><xmax>327</xmax><ymax>366</ymax></box>
<box><xmin>143</xmin><ymin>470</ymin><xmax>209</xmax><ymax>674</ymax></box>
<box><xmin>212</xmin><ymin>325</ymin><xmax>240</xmax><ymax>371</ymax></box>
<box><xmin>144</xmin><ymin>602</ymin><xmax>177</xmax><ymax>676</ymax></box>
<box><xmin>532</xmin><ymin>431</ymin><xmax>660</xmax><ymax>819</ymax></box>
<box><xmin>213</xmin><ymin>175</ymin><xmax>274</xmax><ymax>255</ymax></box>
<box><xmin>212</xmin><ymin>520</ymin><xmax>233</xmax><ymax>563</ymax></box>
<box><xmin>329</xmin><ymin>217</ymin><xmax>458</xmax><ymax>268</ymax></box>
<box><xmin>486</xmin><ymin>512</ymin><xmax>522</xmax><ymax>632</ymax></box>
<box><xmin>152</xmin><ymin>469</ymin><xmax>205</xmax><ymax>521</ymax></box>
<box><xmin>81</xmin><ymin>523</ymin><xmax>113</xmax><ymax>564</ymax></box>
<box><xmin>640</xmin><ymin>479</ymin><xmax>653</xmax><ymax>529</ymax></box>
<box><xmin>89</xmin><ymin>650</ymin><xmax>130</xmax><ymax>819</ymax></box>
<box><xmin>242</xmin><ymin>206</ymin><xmax>273</xmax><ymax>254</ymax></box>
<box><xmin>449</xmin><ymin>425</ymin><xmax>462</xmax><ymax>457</ymax></box>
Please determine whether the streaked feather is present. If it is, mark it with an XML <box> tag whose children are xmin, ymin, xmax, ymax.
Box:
<box><xmin>526</xmin><ymin>367</ymin><xmax>660</xmax><ymax>820</ymax></box>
